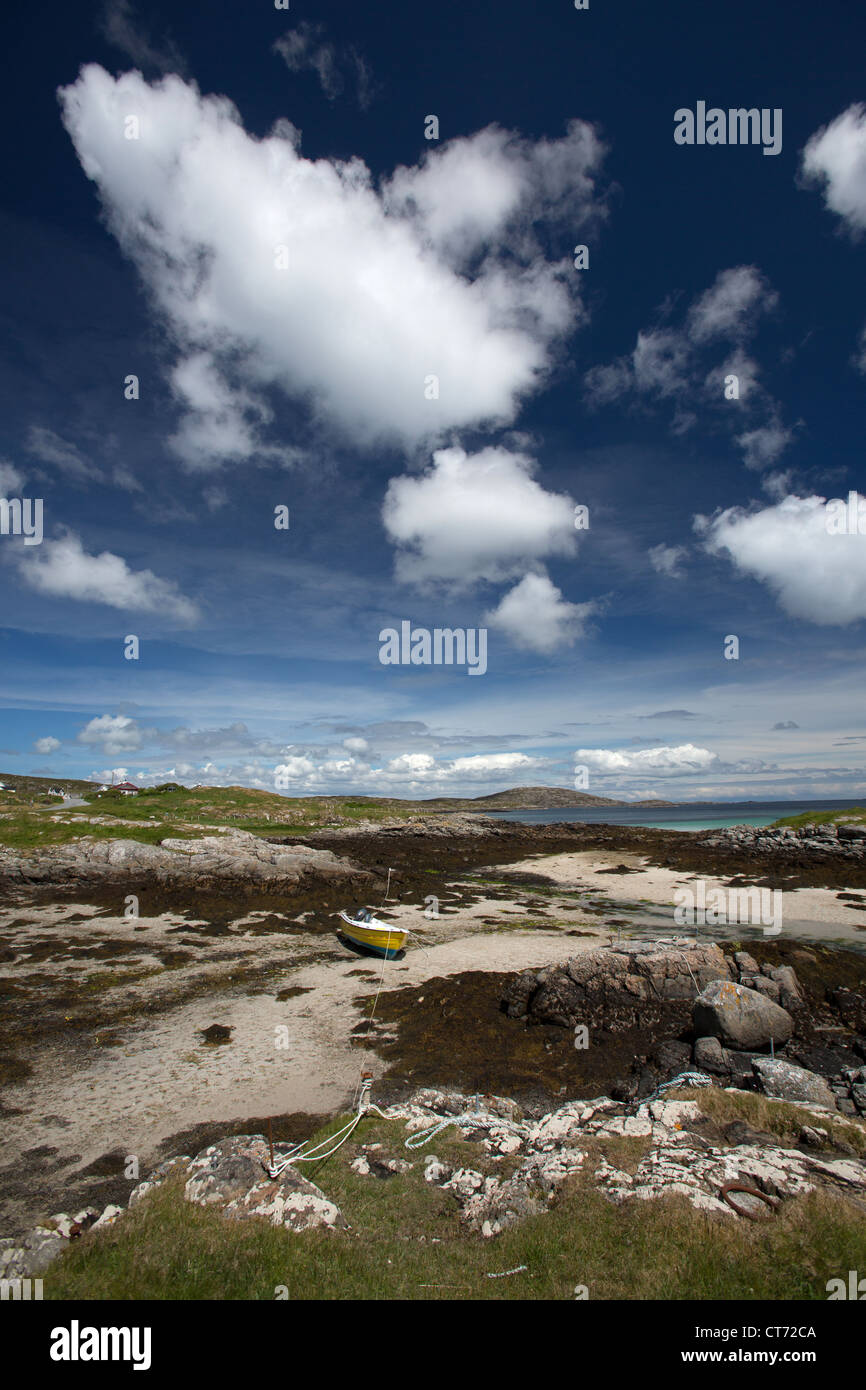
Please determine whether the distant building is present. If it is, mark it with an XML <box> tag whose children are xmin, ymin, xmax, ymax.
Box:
<box><xmin>113</xmin><ymin>781</ymin><xmax>140</xmax><ymax>796</ymax></box>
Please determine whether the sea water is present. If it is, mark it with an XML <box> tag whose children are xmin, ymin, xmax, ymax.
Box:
<box><xmin>483</xmin><ymin>798</ymin><xmax>866</xmax><ymax>832</ymax></box>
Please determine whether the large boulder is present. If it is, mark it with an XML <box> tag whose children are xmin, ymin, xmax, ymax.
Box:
<box><xmin>503</xmin><ymin>940</ymin><xmax>733</xmax><ymax>1031</ymax></box>
<box><xmin>693</xmin><ymin>980</ymin><xmax>793</xmax><ymax>1051</ymax></box>
<box><xmin>751</xmin><ymin>1058</ymin><xmax>835</xmax><ymax>1108</ymax></box>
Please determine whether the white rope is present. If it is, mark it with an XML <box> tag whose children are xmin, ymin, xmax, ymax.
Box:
<box><xmin>626</xmin><ymin>1069</ymin><xmax>713</xmax><ymax>1111</ymax></box>
<box><xmin>404</xmin><ymin>1118</ymin><xmax>455</xmax><ymax>1150</ymax></box>
<box><xmin>403</xmin><ymin>1100</ymin><xmax>523</xmax><ymax>1150</ymax></box>
<box><xmin>267</xmin><ymin>914</ymin><xmax>403</xmax><ymax>1177</ymax></box>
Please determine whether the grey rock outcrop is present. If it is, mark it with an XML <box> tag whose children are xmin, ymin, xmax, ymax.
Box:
<box><xmin>503</xmin><ymin>939</ymin><xmax>733</xmax><ymax>1031</ymax></box>
<box><xmin>0</xmin><ymin>828</ymin><xmax>370</xmax><ymax>896</ymax></box>
<box><xmin>701</xmin><ymin>820</ymin><xmax>866</xmax><ymax>860</ymax></box>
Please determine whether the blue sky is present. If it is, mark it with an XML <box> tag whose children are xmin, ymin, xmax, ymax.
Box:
<box><xmin>2</xmin><ymin>0</ymin><xmax>866</xmax><ymax>801</ymax></box>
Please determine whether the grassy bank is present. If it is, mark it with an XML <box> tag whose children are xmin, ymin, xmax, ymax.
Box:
<box><xmin>0</xmin><ymin>782</ymin><xmax>435</xmax><ymax>851</ymax></box>
<box><xmin>772</xmin><ymin>807</ymin><xmax>866</xmax><ymax>830</ymax></box>
<box><xmin>45</xmin><ymin>1099</ymin><xmax>866</xmax><ymax>1301</ymax></box>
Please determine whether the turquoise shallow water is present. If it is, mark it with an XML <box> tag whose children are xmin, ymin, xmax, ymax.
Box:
<box><xmin>484</xmin><ymin>799</ymin><xmax>866</xmax><ymax>832</ymax></box>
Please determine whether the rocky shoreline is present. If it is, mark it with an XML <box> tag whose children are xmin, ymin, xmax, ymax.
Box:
<box><xmin>3</xmin><ymin>817</ymin><xmax>866</xmax><ymax>1292</ymax></box>
<box><xmin>0</xmin><ymin>828</ymin><xmax>373</xmax><ymax>898</ymax></box>
<box><xmin>4</xmin><ymin>813</ymin><xmax>866</xmax><ymax>903</ymax></box>
<box><xmin>704</xmin><ymin>821</ymin><xmax>866</xmax><ymax>860</ymax></box>
<box><xmin>503</xmin><ymin>939</ymin><xmax>866</xmax><ymax>1115</ymax></box>
<box><xmin>4</xmin><ymin>935</ymin><xmax>865</xmax><ymax>1286</ymax></box>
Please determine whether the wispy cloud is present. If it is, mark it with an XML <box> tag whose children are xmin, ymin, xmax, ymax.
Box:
<box><xmin>99</xmin><ymin>0</ymin><xmax>186</xmax><ymax>75</ymax></box>
<box><xmin>274</xmin><ymin>23</ymin><xmax>374</xmax><ymax>108</ymax></box>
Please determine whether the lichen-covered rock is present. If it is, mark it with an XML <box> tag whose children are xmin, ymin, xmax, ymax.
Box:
<box><xmin>423</xmin><ymin>1156</ymin><xmax>451</xmax><ymax>1183</ymax></box>
<box><xmin>91</xmin><ymin>1204</ymin><xmax>124</xmax><ymax>1230</ymax></box>
<box><xmin>752</xmin><ymin>1058</ymin><xmax>835</xmax><ymax>1108</ymax></box>
<box><xmin>182</xmin><ymin>1134</ymin><xmax>345</xmax><ymax>1231</ymax></box>
<box><xmin>223</xmin><ymin>1171</ymin><xmax>346</xmax><ymax>1231</ymax></box>
<box><xmin>128</xmin><ymin>1156</ymin><xmax>191</xmax><ymax>1207</ymax></box>
<box><xmin>184</xmin><ymin>1136</ymin><xmax>270</xmax><ymax>1207</ymax></box>
<box><xmin>0</xmin><ymin>1227</ymin><xmax>67</xmax><ymax>1278</ymax></box>
<box><xmin>693</xmin><ymin>979</ymin><xmax>793</xmax><ymax>1051</ymax></box>
<box><xmin>693</xmin><ymin>1035</ymin><xmax>731</xmax><ymax>1075</ymax></box>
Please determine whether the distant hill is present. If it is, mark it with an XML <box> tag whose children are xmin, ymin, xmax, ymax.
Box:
<box><xmin>421</xmin><ymin>786</ymin><xmax>677</xmax><ymax>810</ymax></box>
<box><xmin>0</xmin><ymin>772</ymin><xmax>98</xmax><ymax>796</ymax></box>
<box><xmin>0</xmin><ymin>775</ymin><xmax>676</xmax><ymax>813</ymax></box>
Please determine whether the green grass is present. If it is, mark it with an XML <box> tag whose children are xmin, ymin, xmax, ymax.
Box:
<box><xmin>771</xmin><ymin>807</ymin><xmax>866</xmax><ymax>829</ymax></box>
<box><xmin>45</xmin><ymin>1104</ymin><xmax>866</xmax><ymax>1301</ymax></box>
<box><xmin>0</xmin><ymin>783</ymin><xmax>436</xmax><ymax>853</ymax></box>
<box><xmin>0</xmin><ymin>813</ymin><xmax>202</xmax><ymax>852</ymax></box>
<box><xmin>692</xmin><ymin>1085</ymin><xmax>866</xmax><ymax>1155</ymax></box>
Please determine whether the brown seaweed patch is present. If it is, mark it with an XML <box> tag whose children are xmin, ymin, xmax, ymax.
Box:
<box><xmin>0</xmin><ymin>1054</ymin><xmax>33</xmax><ymax>1085</ymax></box>
<box><xmin>200</xmin><ymin>1023</ymin><xmax>232</xmax><ymax>1044</ymax></box>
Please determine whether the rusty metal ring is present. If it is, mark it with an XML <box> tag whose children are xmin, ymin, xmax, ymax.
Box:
<box><xmin>719</xmin><ymin>1181</ymin><xmax>780</xmax><ymax>1219</ymax></box>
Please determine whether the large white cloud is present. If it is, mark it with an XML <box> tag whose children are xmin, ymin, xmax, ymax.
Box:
<box><xmin>78</xmin><ymin>714</ymin><xmax>144</xmax><ymax>755</ymax></box>
<box><xmin>485</xmin><ymin>571</ymin><xmax>594</xmax><ymax>652</ymax></box>
<box><xmin>59</xmin><ymin>67</ymin><xmax>605</xmax><ymax>465</ymax></box>
<box><xmin>801</xmin><ymin>103</ymin><xmax>866</xmax><ymax>233</ymax></box>
<box><xmin>383</xmin><ymin>445</ymin><xmax>577</xmax><ymax>587</ymax></box>
<box><xmin>17</xmin><ymin>531</ymin><xmax>198</xmax><ymax>622</ymax></box>
<box><xmin>699</xmin><ymin>493</ymin><xmax>866</xmax><ymax>625</ymax></box>
<box><xmin>576</xmin><ymin>743</ymin><xmax>718</xmax><ymax>773</ymax></box>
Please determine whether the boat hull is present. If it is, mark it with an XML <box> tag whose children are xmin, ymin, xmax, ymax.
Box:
<box><xmin>338</xmin><ymin>913</ymin><xmax>406</xmax><ymax>959</ymax></box>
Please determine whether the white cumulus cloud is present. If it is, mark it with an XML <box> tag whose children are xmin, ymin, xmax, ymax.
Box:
<box><xmin>383</xmin><ymin>445</ymin><xmax>577</xmax><ymax>588</ymax></box>
<box><xmin>17</xmin><ymin>531</ymin><xmax>199</xmax><ymax>622</ymax></box>
<box><xmin>34</xmin><ymin>736</ymin><xmax>61</xmax><ymax>754</ymax></box>
<box><xmin>801</xmin><ymin>103</ymin><xmax>866</xmax><ymax>233</ymax></box>
<box><xmin>699</xmin><ymin>493</ymin><xmax>866</xmax><ymax>625</ymax></box>
<box><xmin>576</xmin><ymin>743</ymin><xmax>718</xmax><ymax>773</ymax></box>
<box><xmin>485</xmin><ymin>571</ymin><xmax>595</xmax><ymax>653</ymax></box>
<box><xmin>78</xmin><ymin>715</ymin><xmax>144</xmax><ymax>755</ymax></box>
<box><xmin>59</xmin><ymin>67</ymin><xmax>606</xmax><ymax>465</ymax></box>
<box><xmin>687</xmin><ymin>266</ymin><xmax>778</xmax><ymax>342</ymax></box>
<box><xmin>0</xmin><ymin>460</ymin><xmax>25</xmax><ymax>493</ymax></box>
<box><xmin>648</xmin><ymin>544</ymin><xmax>687</xmax><ymax>578</ymax></box>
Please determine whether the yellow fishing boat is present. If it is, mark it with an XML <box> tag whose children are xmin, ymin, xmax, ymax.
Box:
<box><xmin>337</xmin><ymin>909</ymin><xmax>407</xmax><ymax>959</ymax></box>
